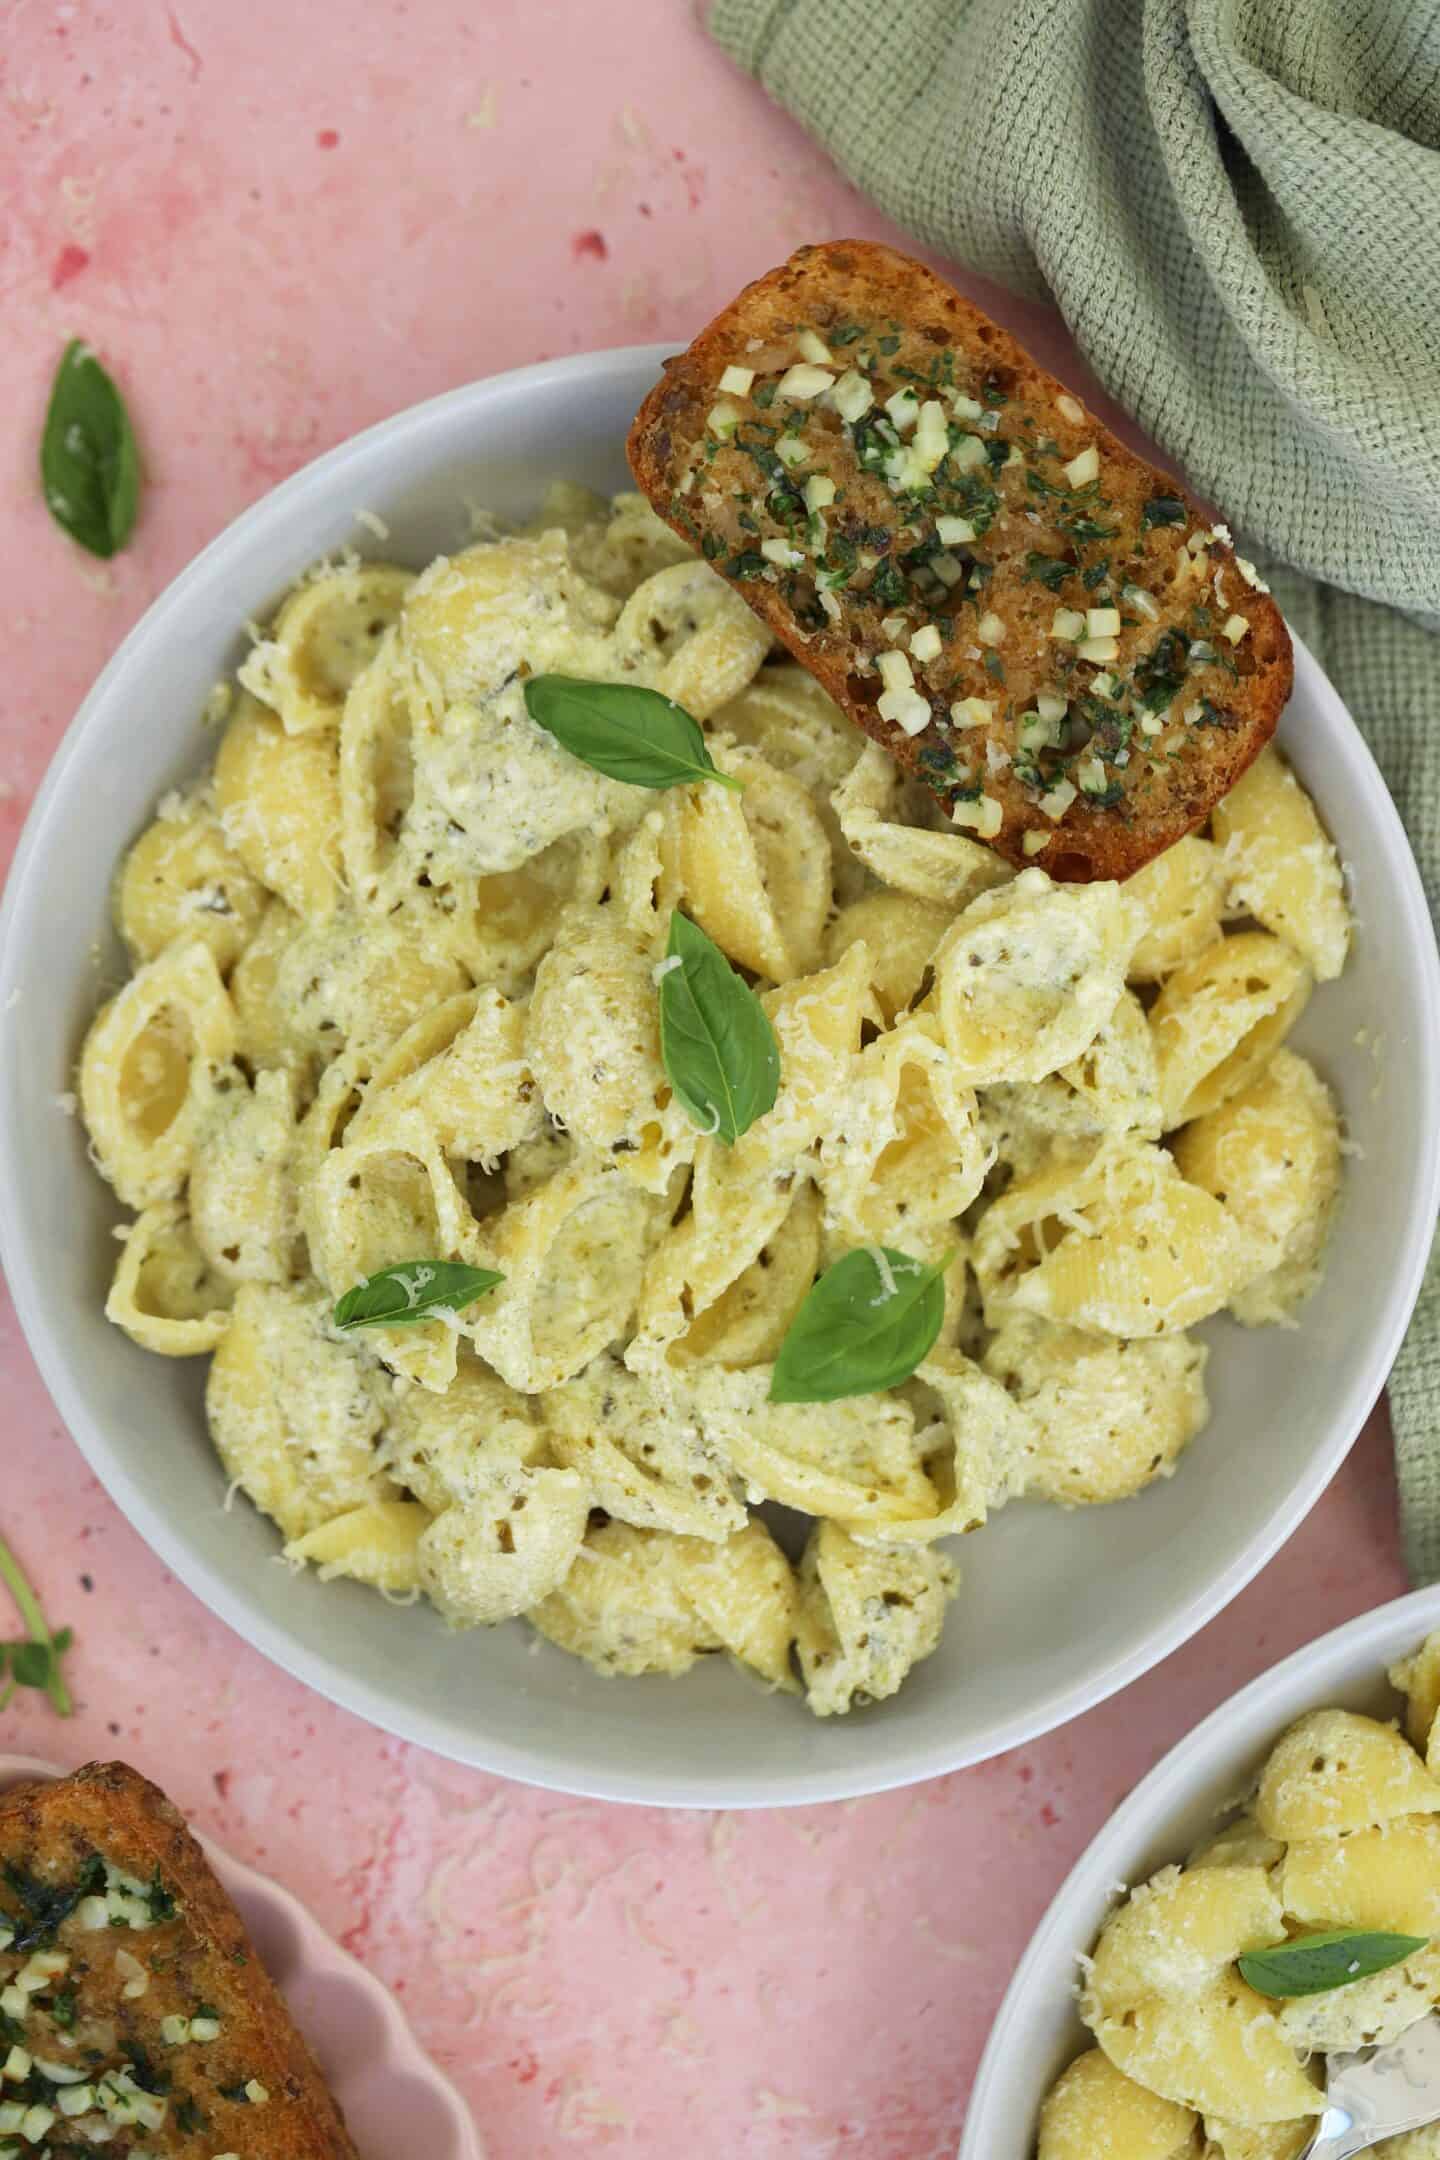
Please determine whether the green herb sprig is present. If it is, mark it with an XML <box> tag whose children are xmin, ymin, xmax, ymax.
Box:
<box><xmin>657</xmin><ymin>910</ymin><xmax>779</xmax><ymax>1146</ymax></box>
<box><xmin>769</xmin><ymin>1246</ymin><xmax>953</xmax><ymax>1404</ymax></box>
<box><xmin>40</xmin><ymin>339</ymin><xmax>140</xmax><ymax>559</ymax></box>
<box><xmin>0</xmin><ymin>1532</ymin><xmax>74</xmax><ymax>1717</ymax></box>
<box><xmin>523</xmin><ymin>676</ymin><xmax>742</xmax><ymax>793</ymax></box>
<box><xmin>333</xmin><ymin>1261</ymin><xmax>503</xmax><ymax>1332</ymax></box>
<box><xmin>1238</xmin><ymin>1929</ymin><xmax>1429</xmax><ymax>1999</ymax></box>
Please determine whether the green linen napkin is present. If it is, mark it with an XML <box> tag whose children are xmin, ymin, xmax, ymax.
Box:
<box><xmin>710</xmin><ymin>0</ymin><xmax>1440</xmax><ymax>1579</ymax></box>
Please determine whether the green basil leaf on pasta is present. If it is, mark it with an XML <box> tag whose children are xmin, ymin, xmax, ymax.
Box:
<box><xmin>1238</xmin><ymin>1930</ymin><xmax>1430</xmax><ymax>1999</ymax></box>
<box><xmin>40</xmin><ymin>340</ymin><xmax>141</xmax><ymax>558</ymax></box>
<box><xmin>769</xmin><ymin>1246</ymin><xmax>953</xmax><ymax>1404</ymax></box>
<box><xmin>523</xmin><ymin>674</ymin><xmax>743</xmax><ymax>792</ymax></box>
<box><xmin>333</xmin><ymin>1260</ymin><xmax>503</xmax><ymax>1332</ymax></box>
<box><xmin>658</xmin><ymin>909</ymin><xmax>779</xmax><ymax>1145</ymax></box>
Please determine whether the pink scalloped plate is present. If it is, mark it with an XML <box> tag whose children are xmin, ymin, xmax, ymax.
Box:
<box><xmin>0</xmin><ymin>1756</ymin><xmax>481</xmax><ymax>2160</ymax></box>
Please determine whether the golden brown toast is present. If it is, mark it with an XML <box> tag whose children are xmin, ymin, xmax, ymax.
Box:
<box><xmin>0</xmin><ymin>1761</ymin><xmax>358</xmax><ymax>2156</ymax></box>
<box><xmin>628</xmin><ymin>241</ymin><xmax>1291</xmax><ymax>880</ymax></box>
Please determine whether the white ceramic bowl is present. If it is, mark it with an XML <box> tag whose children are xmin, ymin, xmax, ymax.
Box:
<box><xmin>960</xmin><ymin>1584</ymin><xmax>1440</xmax><ymax>2156</ymax></box>
<box><xmin>1</xmin><ymin>346</ymin><xmax>1437</xmax><ymax>1807</ymax></box>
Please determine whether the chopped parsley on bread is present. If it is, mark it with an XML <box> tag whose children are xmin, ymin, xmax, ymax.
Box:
<box><xmin>628</xmin><ymin>241</ymin><xmax>1291</xmax><ymax>880</ymax></box>
<box><xmin>0</xmin><ymin>1762</ymin><xmax>357</xmax><ymax>2157</ymax></box>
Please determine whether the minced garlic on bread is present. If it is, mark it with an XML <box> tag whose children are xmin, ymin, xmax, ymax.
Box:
<box><xmin>628</xmin><ymin>240</ymin><xmax>1291</xmax><ymax>881</ymax></box>
<box><xmin>0</xmin><ymin>1762</ymin><xmax>357</xmax><ymax>2157</ymax></box>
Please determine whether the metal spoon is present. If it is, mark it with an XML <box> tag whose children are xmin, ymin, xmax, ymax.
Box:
<box><xmin>1302</xmin><ymin>2013</ymin><xmax>1440</xmax><ymax>2157</ymax></box>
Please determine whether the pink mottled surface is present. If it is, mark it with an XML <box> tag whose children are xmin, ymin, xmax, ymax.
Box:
<box><xmin>0</xmin><ymin>7</ymin><xmax>1411</xmax><ymax>2155</ymax></box>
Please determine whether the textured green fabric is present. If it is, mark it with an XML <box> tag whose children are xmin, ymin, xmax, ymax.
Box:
<box><xmin>710</xmin><ymin>0</ymin><xmax>1440</xmax><ymax>1577</ymax></box>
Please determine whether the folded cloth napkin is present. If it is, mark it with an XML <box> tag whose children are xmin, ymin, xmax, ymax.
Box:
<box><xmin>711</xmin><ymin>0</ymin><xmax>1440</xmax><ymax>1578</ymax></box>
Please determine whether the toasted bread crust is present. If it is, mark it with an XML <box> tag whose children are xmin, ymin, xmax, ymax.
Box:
<box><xmin>0</xmin><ymin>1761</ymin><xmax>358</xmax><ymax>2157</ymax></box>
<box><xmin>628</xmin><ymin>242</ymin><xmax>1290</xmax><ymax>881</ymax></box>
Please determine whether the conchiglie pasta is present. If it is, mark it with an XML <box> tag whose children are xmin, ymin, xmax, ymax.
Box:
<box><xmin>823</xmin><ymin>889</ymin><xmax>952</xmax><ymax>1024</ymax></box>
<box><xmin>527</xmin><ymin>1519</ymin><xmax>724</xmax><ymax>1678</ymax></box>
<box><xmin>214</xmin><ymin>691</ymin><xmax>344</xmax><ymax>919</ymax></box>
<box><xmin>349</xmin><ymin>986</ymin><xmax>542</xmax><ymax>1167</ymax></box>
<box><xmin>1124</xmin><ymin>834</ymin><xmax>1226</xmax><ymax>984</ymax></box>
<box><xmin>662</xmin><ymin>1182</ymin><xmax>821</xmax><ymax>1371</ymax></box>
<box><xmin>542</xmin><ymin>1354</ymin><xmax>745</xmax><ymax>1541</ymax></box>
<box><xmin>711</xmin><ymin>662</ymin><xmax>864</xmax><ymax>800</ymax></box>
<box><xmin>832</xmin><ymin>743</ymin><xmax>1008</xmax><ymax>909</ymax></box>
<box><xmin>1087</xmin><ymin>1865</ymin><xmax>1284</xmax><ymax>2011</ymax></box>
<box><xmin>1173</xmin><ymin>1049</ymin><xmax>1340</xmax><ymax>1328</ymax></box>
<box><xmin>1280</xmin><ymin>1816</ymin><xmax>1440</xmax><ymax>1935</ymax></box>
<box><xmin>115</xmin><ymin>791</ymin><xmax>268</xmax><ymax>973</ymax></box>
<box><xmin>228</xmin><ymin>900</ymin><xmax>303</xmax><ymax>1074</ymax></box>
<box><xmin>1149</xmin><ymin>932</ymin><xmax>1311</xmax><ymax>1130</ymax></box>
<box><xmin>338</xmin><ymin>630</ymin><xmax>418</xmax><ymax>909</ymax></box>
<box><xmin>1038</xmin><ymin>2050</ymin><xmax>1200</xmax><ymax>2160</ymax></box>
<box><xmin>934</xmin><ymin>868</ymin><xmax>1138</xmax><ymax>1085</ymax></box>
<box><xmin>663</xmin><ymin>741</ymin><xmax>831</xmax><ymax>981</ymax></box>
<box><xmin>817</xmin><ymin>1016</ymin><xmax>988</xmax><ymax>1243</ymax></box>
<box><xmin>979</xmin><ymin>990</ymin><xmax>1163</xmax><ymax>1181</ymax></box>
<box><xmin>564</xmin><ymin>487</ymin><xmax>697</xmax><ymax>597</ymax></box>
<box><xmin>1203</xmin><ymin>2120</ymin><xmax>1310</xmax><ymax>2160</ymax></box>
<box><xmin>240</xmin><ymin>561</ymin><xmax>414</xmax><ymax>735</ymax></box>
<box><xmin>379</xmin><ymin>1356</ymin><xmax>544</xmax><ymax>1512</ymax></box>
<box><xmin>526</xmin><ymin>906</ymin><xmax>693</xmax><ymax>1190</ymax></box>
<box><xmin>187</xmin><ymin>1066</ymin><xmax>300</xmax><ymax>1285</ymax></box>
<box><xmin>666</xmin><ymin>1518</ymin><xmax>800</xmax><ymax>1692</ymax></box>
<box><xmin>1271</xmin><ymin>1938</ymin><xmax>1440</xmax><ymax>2055</ymax></box>
<box><xmin>417</xmin><ymin>1467</ymin><xmax>591</xmax><ymax>1625</ymax></box>
<box><xmin>399</xmin><ymin>532</ymin><xmax>616</xmax><ymax>716</ymax></box>
<box><xmin>429</xmin><ymin>831</ymin><xmax>610</xmax><ymax>990</ymax></box>
<box><xmin>795</xmin><ymin>1521</ymin><xmax>958</xmax><ymax>1717</ymax></box>
<box><xmin>1391</xmin><ymin>1628</ymin><xmax>1440</xmax><ymax>1758</ymax></box>
<box><xmin>612</xmin><ymin>559</ymin><xmax>772</xmax><ymax>720</ymax></box>
<box><xmin>206</xmin><ymin>1283</ymin><xmax>393</xmax><ymax>1540</ymax></box>
<box><xmin>285</xmin><ymin>1498</ymin><xmax>433</xmax><ymax>1593</ymax></box>
<box><xmin>972</xmin><ymin>1142</ymin><xmax>1263</xmax><ymax>1337</ymax></box>
<box><xmin>1047</xmin><ymin>1630</ymin><xmax>1440</xmax><ymax>2149</ymax></box>
<box><xmin>79</xmin><ymin>939</ymin><xmax>238</xmax><ymax>1208</ymax></box>
<box><xmin>983</xmin><ymin>1314</ymin><xmax>1208</xmax><ymax>1504</ymax></box>
<box><xmin>1212</xmin><ymin>746</ymin><xmax>1350</xmax><ymax>982</ymax></box>
<box><xmin>1254</xmin><ymin>1708</ymin><xmax>1440</xmax><ymax>1839</ymax></box>
<box><xmin>271</xmin><ymin>908</ymin><xmax>469</xmax><ymax>1078</ymax></box>
<box><xmin>462</xmin><ymin>1157</ymin><xmax>659</xmax><ymax>1393</ymax></box>
<box><xmin>299</xmin><ymin>1120</ymin><xmax>471</xmax><ymax>1389</ymax></box>
<box><xmin>629</xmin><ymin>1162</ymin><xmax>800</xmax><ymax>1373</ymax></box>
<box><xmin>677</xmin><ymin>1364</ymin><xmax>938</xmax><ymax>1529</ymax></box>
<box><xmin>105</xmin><ymin>1201</ymin><xmax>233</xmax><ymax>1355</ymax></box>
<box><xmin>1084</xmin><ymin>1978</ymin><xmax>1320</xmax><ymax>2125</ymax></box>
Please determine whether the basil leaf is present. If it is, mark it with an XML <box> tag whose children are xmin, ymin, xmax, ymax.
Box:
<box><xmin>1238</xmin><ymin>1930</ymin><xmax>1429</xmax><ymax>1999</ymax></box>
<box><xmin>333</xmin><ymin>1260</ymin><xmax>503</xmax><ymax>1331</ymax></box>
<box><xmin>40</xmin><ymin>340</ymin><xmax>140</xmax><ymax>558</ymax></box>
<box><xmin>8</xmin><ymin>1639</ymin><xmax>63</xmax><ymax>1693</ymax></box>
<box><xmin>658</xmin><ymin>910</ymin><xmax>779</xmax><ymax>1145</ymax></box>
<box><xmin>524</xmin><ymin>675</ymin><xmax>742</xmax><ymax>793</ymax></box>
<box><xmin>769</xmin><ymin>1246</ymin><xmax>953</xmax><ymax>1404</ymax></box>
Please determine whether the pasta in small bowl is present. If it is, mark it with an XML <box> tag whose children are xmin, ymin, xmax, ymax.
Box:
<box><xmin>961</xmin><ymin>1586</ymin><xmax>1440</xmax><ymax>2160</ymax></box>
<box><xmin>0</xmin><ymin>348</ymin><xmax>1437</xmax><ymax>1803</ymax></box>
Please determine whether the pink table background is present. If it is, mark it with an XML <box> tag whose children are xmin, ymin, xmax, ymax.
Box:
<box><xmin>0</xmin><ymin>6</ymin><xmax>1409</xmax><ymax>2154</ymax></box>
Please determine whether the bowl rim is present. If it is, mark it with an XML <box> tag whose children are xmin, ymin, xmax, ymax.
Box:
<box><xmin>3</xmin><ymin>344</ymin><xmax>1439</xmax><ymax>1806</ymax></box>
<box><xmin>957</xmin><ymin>1580</ymin><xmax>1440</xmax><ymax>2156</ymax></box>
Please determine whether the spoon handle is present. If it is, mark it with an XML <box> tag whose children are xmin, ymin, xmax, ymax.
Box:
<box><xmin>1300</xmin><ymin>2110</ymin><xmax>1379</xmax><ymax>2160</ymax></box>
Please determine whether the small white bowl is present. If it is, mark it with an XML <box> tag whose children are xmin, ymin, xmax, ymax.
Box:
<box><xmin>1</xmin><ymin>346</ymin><xmax>1438</xmax><ymax>1806</ymax></box>
<box><xmin>959</xmin><ymin>1584</ymin><xmax>1440</xmax><ymax>2157</ymax></box>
